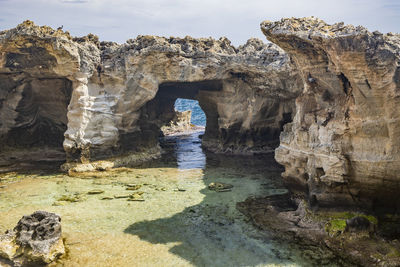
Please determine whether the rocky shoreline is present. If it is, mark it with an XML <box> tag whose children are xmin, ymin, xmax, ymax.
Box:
<box><xmin>238</xmin><ymin>193</ymin><xmax>400</xmax><ymax>266</ymax></box>
<box><xmin>263</xmin><ymin>17</ymin><xmax>400</xmax><ymax>212</ymax></box>
<box><xmin>0</xmin><ymin>138</ymin><xmax>331</xmax><ymax>266</ymax></box>
<box><xmin>1</xmin><ymin>17</ymin><xmax>400</xmax><ymax>266</ymax></box>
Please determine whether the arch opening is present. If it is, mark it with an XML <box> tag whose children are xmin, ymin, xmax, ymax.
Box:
<box><xmin>174</xmin><ymin>98</ymin><xmax>206</xmax><ymax>127</ymax></box>
<box><xmin>125</xmin><ymin>78</ymin><xmax>296</xmax><ymax>158</ymax></box>
<box><xmin>160</xmin><ymin>98</ymin><xmax>206</xmax><ymax>136</ymax></box>
<box><xmin>122</xmin><ymin>80</ymin><xmax>223</xmax><ymax>155</ymax></box>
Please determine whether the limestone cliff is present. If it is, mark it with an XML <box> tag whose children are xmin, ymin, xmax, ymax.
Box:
<box><xmin>0</xmin><ymin>20</ymin><xmax>99</xmax><ymax>167</ymax></box>
<box><xmin>262</xmin><ymin>17</ymin><xmax>400</xmax><ymax>211</ymax></box>
<box><xmin>0</xmin><ymin>21</ymin><xmax>302</xmax><ymax>169</ymax></box>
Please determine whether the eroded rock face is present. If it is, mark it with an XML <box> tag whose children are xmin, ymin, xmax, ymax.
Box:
<box><xmin>0</xmin><ymin>211</ymin><xmax>65</xmax><ymax>266</ymax></box>
<box><xmin>71</xmin><ymin>36</ymin><xmax>301</xmax><ymax>160</ymax></box>
<box><xmin>262</xmin><ymin>17</ymin><xmax>400</xmax><ymax>210</ymax></box>
<box><xmin>0</xmin><ymin>20</ymin><xmax>99</xmax><ymax>167</ymax></box>
<box><xmin>0</xmin><ymin>21</ymin><xmax>302</xmax><ymax>169</ymax></box>
<box><xmin>161</xmin><ymin>110</ymin><xmax>193</xmax><ymax>135</ymax></box>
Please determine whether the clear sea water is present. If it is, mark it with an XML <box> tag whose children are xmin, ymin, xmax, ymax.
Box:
<box><xmin>0</xmin><ymin>100</ymin><xmax>344</xmax><ymax>266</ymax></box>
<box><xmin>174</xmin><ymin>98</ymin><xmax>206</xmax><ymax>126</ymax></box>
<box><xmin>0</xmin><ymin>132</ymin><xmax>334</xmax><ymax>266</ymax></box>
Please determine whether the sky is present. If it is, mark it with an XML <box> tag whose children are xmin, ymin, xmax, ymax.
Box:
<box><xmin>0</xmin><ymin>0</ymin><xmax>399</xmax><ymax>46</ymax></box>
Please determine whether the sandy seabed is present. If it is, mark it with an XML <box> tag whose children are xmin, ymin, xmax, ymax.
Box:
<box><xmin>0</xmin><ymin>132</ymin><xmax>325</xmax><ymax>267</ymax></box>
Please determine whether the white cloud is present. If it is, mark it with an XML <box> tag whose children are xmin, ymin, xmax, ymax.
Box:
<box><xmin>0</xmin><ymin>0</ymin><xmax>399</xmax><ymax>45</ymax></box>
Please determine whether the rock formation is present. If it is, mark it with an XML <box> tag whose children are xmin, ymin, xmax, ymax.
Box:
<box><xmin>0</xmin><ymin>211</ymin><xmax>65</xmax><ymax>266</ymax></box>
<box><xmin>0</xmin><ymin>21</ymin><xmax>99</xmax><ymax>169</ymax></box>
<box><xmin>161</xmin><ymin>110</ymin><xmax>193</xmax><ymax>135</ymax></box>
<box><xmin>262</xmin><ymin>17</ymin><xmax>400</xmax><ymax>211</ymax></box>
<box><xmin>0</xmin><ymin>21</ymin><xmax>302</xmax><ymax>170</ymax></box>
<box><xmin>4</xmin><ymin>18</ymin><xmax>400</xmax><ymax>213</ymax></box>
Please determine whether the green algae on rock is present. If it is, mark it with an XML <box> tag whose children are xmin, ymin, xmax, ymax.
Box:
<box><xmin>57</xmin><ymin>193</ymin><xmax>86</xmax><ymax>202</ymax></box>
<box><xmin>208</xmin><ymin>182</ymin><xmax>234</xmax><ymax>192</ymax></box>
<box><xmin>325</xmin><ymin>219</ymin><xmax>347</xmax><ymax>236</ymax></box>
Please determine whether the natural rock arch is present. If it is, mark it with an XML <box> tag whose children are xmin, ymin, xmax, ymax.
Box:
<box><xmin>62</xmin><ymin>35</ymin><xmax>302</xmax><ymax>167</ymax></box>
<box><xmin>137</xmin><ymin>80</ymin><xmax>222</xmax><ymax>152</ymax></box>
<box><xmin>2</xmin><ymin>19</ymin><xmax>400</xmax><ymax>212</ymax></box>
<box><xmin>0</xmin><ymin>21</ymin><xmax>303</xmax><ymax>171</ymax></box>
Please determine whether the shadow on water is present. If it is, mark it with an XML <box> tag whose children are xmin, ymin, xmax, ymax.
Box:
<box><xmin>125</xmin><ymin>131</ymin><xmax>316</xmax><ymax>266</ymax></box>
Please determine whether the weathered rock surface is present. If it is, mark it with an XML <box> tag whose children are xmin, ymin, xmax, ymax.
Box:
<box><xmin>237</xmin><ymin>195</ymin><xmax>400</xmax><ymax>266</ymax></box>
<box><xmin>161</xmin><ymin>110</ymin><xmax>193</xmax><ymax>135</ymax></box>
<box><xmin>0</xmin><ymin>20</ymin><xmax>99</xmax><ymax>168</ymax></box>
<box><xmin>0</xmin><ymin>211</ymin><xmax>65</xmax><ymax>266</ymax></box>
<box><xmin>262</xmin><ymin>17</ymin><xmax>400</xmax><ymax>211</ymax></box>
<box><xmin>0</xmin><ymin>21</ymin><xmax>302</xmax><ymax>170</ymax></box>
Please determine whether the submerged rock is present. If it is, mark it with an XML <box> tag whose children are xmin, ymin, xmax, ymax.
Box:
<box><xmin>345</xmin><ymin>216</ymin><xmax>372</xmax><ymax>232</ymax></box>
<box><xmin>114</xmin><ymin>194</ymin><xmax>131</xmax><ymax>199</ymax></box>
<box><xmin>208</xmin><ymin>182</ymin><xmax>233</xmax><ymax>192</ymax></box>
<box><xmin>127</xmin><ymin>193</ymin><xmax>145</xmax><ymax>201</ymax></box>
<box><xmin>87</xmin><ymin>189</ymin><xmax>105</xmax><ymax>195</ymax></box>
<box><xmin>57</xmin><ymin>193</ymin><xmax>85</xmax><ymax>202</ymax></box>
<box><xmin>237</xmin><ymin>196</ymin><xmax>399</xmax><ymax>266</ymax></box>
<box><xmin>0</xmin><ymin>211</ymin><xmax>65</xmax><ymax>266</ymax></box>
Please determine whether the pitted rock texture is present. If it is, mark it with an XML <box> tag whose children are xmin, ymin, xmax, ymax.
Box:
<box><xmin>15</xmin><ymin>211</ymin><xmax>62</xmax><ymax>253</ymax></box>
<box><xmin>0</xmin><ymin>211</ymin><xmax>65</xmax><ymax>266</ymax></box>
<box><xmin>262</xmin><ymin>17</ymin><xmax>400</xmax><ymax>210</ymax></box>
<box><xmin>0</xmin><ymin>21</ymin><xmax>302</xmax><ymax>168</ymax></box>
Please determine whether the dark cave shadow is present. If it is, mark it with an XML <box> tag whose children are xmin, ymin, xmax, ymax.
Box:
<box><xmin>124</xmin><ymin>133</ymin><xmax>294</xmax><ymax>266</ymax></box>
<box><xmin>0</xmin><ymin>159</ymin><xmax>66</xmax><ymax>176</ymax></box>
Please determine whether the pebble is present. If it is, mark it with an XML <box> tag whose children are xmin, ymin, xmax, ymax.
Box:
<box><xmin>100</xmin><ymin>196</ymin><xmax>113</xmax><ymax>200</ymax></box>
<box><xmin>208</xmin><ymin>182</ymin><xmax>233</xmax><ymax>192</ymax></box>
<box><xmin>175</xmin><ymin>188</ymin><xmax>186</xmax><ymax>192</ymax></box>
<box><xmin>155</xmin><ymin>187</ymin><xmax>167</xmax><ymax>191</ymax></box>
<box><xmin>127</xmin><ymin>193</ymin><xmax>145</xmax><ymax>201</ymax></box>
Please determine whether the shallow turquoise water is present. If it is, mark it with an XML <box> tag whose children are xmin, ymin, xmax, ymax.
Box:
<box><xmin>0</xmin><ymin>131</ymin><xmax>346</xmax><ymax>266</ymax></box>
